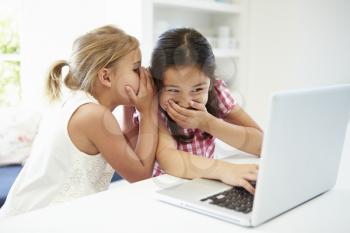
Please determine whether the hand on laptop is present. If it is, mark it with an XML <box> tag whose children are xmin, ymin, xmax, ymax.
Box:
<box><xmin>219</xmin><ymin>162</ymin><xmax>258</xmax><ymax>195</ymax></box>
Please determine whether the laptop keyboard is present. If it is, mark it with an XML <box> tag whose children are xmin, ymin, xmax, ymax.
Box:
<box><xmin>200</xmin><ymin>182</ymin><xmax>256</xmax><ymax>214</ymax></box>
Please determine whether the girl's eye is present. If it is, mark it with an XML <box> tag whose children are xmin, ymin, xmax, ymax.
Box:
<box><xmin>167</xmin><ymin>89</ymin><xmax>179</xmax><ymax>93</ymax></box>
<box><xmin>193</xmin><ymin>88</ymin><xmax>204</xmax><ymax>92</ymax></box>
<box><xmin>133</xmin><ymin>68</ymin><xmax>140</xmax><ymax>75</ymax></box>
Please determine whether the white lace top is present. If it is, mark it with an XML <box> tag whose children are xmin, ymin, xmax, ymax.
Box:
<box><xmin>0</xmin><ymin>91</ymin><xmax>114</xmax><ymax>219</ymax></box>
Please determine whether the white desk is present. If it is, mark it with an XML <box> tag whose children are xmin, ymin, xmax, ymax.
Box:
<box><xmin>1</xmin><ymin>154</ymin><xmax>349</xmax><ymax>232</ymax></box>
<box><xmin>1</xmin><ymin>136</ymin><xmax>350</xmax><ymax>233</ymax></box>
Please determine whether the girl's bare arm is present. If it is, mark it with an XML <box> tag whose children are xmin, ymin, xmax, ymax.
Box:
<box><xmin>203</xmin><ymin>105</ymin><xmax>263</xmax><ymax>156</ymax></box>
<box><xmin>156</xmin><ymin>123</ymin><xmax>258</xmax><ymax>194</ymax></box>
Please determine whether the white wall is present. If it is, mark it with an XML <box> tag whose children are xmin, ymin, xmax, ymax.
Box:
<box><xmin>19</xmin><ymin>0</ymin><xmax>350</xmax><ymax>125</ymax></box>
<box><xmin>244</xmin><ymin>0</ymin><xmax>350</xmax><ymax>127</ymax></box>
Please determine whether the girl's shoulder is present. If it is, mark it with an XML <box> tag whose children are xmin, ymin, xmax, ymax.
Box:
<box><xmin>71</xmin><ymin>103</ymin><xmax>114</xmax><ymax>129</ymax></box>
<box><xmin>69</xmin><ymin>103</ymin><xmax>120</xmax><ymax>151</ymax></box>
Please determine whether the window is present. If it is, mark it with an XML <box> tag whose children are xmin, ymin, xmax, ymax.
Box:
<box><xmin>0</xmin><ymin>1</ymin><xmax>20</xmax><ymax>106</ymax></box>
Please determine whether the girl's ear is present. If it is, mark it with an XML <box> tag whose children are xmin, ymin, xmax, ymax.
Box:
<box><xmin>97</xmin><ymin>68</ymin><xmax>112</xmax><ymax>88</ymax></box>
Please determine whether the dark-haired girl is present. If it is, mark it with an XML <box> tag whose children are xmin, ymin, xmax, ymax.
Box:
<box><xmin>150</xmin><ymin>28</ymin><xmax>263</xmax><ymax>194</ymax></box>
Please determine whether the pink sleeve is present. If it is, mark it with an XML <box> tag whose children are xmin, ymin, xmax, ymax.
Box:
<box><xmin>213</xmin><ymin>80</ymin><xmax>236</xmax><ymax>118</ymax></box>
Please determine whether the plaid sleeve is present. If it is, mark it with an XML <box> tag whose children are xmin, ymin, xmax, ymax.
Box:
<box><xmin>214</xmin><ymin>80</ymin><xmax>236</xmax><ymax>118</ymax></box>
<box><xmin>158</xmin><ymin>109</ymin><xmax>172</xmax><ymax>132</ymax></box>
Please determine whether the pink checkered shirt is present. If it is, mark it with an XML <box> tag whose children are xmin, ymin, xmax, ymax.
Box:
<box><xmin>152</xmin><ymin>79</ymin><xmax>236</xmax><ymax>177</ymax></box>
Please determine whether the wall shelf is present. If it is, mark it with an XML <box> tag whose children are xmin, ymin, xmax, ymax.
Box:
<box><xmin>153</xmin><ymin>0</ymin><xmax>241</xmax><ymax>14</ymax></box>
<box><xmin>142</xmin><ymin>0</ymin><xmax>248</xmax><ymax>102</ymax></box>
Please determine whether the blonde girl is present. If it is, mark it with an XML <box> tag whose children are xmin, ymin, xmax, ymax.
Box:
<box><xmin>0</xmin><ymin>25</ymin><xmax>157</xmax><ymax>218</ymax></box>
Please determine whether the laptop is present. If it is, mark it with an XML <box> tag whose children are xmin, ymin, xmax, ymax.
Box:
<box><xmin>156</xmin><ymin>84</ymin><xmax>350</xmax><ymax>227</ymax></box>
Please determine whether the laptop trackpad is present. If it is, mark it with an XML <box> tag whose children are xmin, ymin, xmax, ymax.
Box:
<box><xmin>159</xmin><ymin>178</ymin><xmax>232</xmax><ymax>201</ymax></box>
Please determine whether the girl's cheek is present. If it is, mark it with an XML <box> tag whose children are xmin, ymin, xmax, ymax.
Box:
<box><xmin>193</xmin><ymin>95</ymin><xmax>208</xmax><ymax>104</ymax></box>
<box><xmin>135</xmin><ymin>75</ymin><xmax>141</xmax><ymax>94</ymax></box>
<box><xmin>159</xmin><ymin>100</ymin><xmax>166</xmax><ymax>110</ymax></box>
<box><xmin>202</xmin><ymin>96</ymin><xmax>209</xmax><ymax>104</ymax></box>
<box><xmin>159</xmin><ymin>95</ymin><xmax>170</xmax><ymax>110</ymax></box>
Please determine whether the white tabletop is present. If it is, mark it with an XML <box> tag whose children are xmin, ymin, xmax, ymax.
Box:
<box><xmin>1</xmin><ymin>135</ymin><xmax>349</xmax><ymax>232</ymax></box>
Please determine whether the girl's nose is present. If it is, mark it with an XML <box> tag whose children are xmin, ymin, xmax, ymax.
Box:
<box><xmin>176</xmin><ymin>95</ymin><xmax>192</xmax><ymax>109</ymax></box>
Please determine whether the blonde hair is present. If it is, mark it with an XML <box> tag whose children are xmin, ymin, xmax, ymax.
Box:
<box><xmin>46</xmin><ymin>25</ymin><xmax>139</xmax><ymax>101</ymax></box>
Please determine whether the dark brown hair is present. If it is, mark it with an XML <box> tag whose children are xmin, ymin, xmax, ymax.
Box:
<box><xmin>150</xmin><ymin>28</ymin><xmax>220</xmax><ymax>142</ymax></box>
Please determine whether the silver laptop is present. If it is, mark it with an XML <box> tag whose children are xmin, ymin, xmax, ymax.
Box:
<box><xmin>156</xmin><ymin>84</ymin><xmax>350</xmax><ymax>227</ymax></box>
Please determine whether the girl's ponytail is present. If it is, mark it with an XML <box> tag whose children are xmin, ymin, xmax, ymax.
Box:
<box><xmin>45</xmin><ymin>60</ymin><xmax>68</xmax><ymax>101</ymax></box>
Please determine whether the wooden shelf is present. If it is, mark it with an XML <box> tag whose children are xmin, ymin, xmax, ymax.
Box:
<box><xmin>153</xmin><ymin>0</ymin><xmax>241</xmax><ymax>14</ymax></box>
